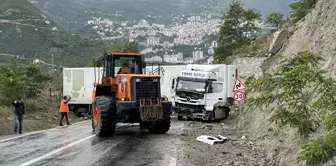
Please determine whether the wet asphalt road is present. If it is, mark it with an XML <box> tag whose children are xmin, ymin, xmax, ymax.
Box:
<box><xmin>0</xmin><ymin>120</ymin><xmax>185</xmax><ymax>166</ymax></box>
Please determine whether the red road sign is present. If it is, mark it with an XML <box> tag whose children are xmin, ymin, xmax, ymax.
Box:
<box><xmin>232</xmin><ymin>78</ymin><xmax>246</xmax><ymax>92</ymax></box>
<box><xmin>234</xmin><ymin>91</ymin><xmax>245</xmax><ymax>102</ymax></box>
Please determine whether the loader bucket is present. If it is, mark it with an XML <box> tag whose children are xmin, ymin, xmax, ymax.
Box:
<box><xmin>139</xmin><ymin>98</ymin><xmax>163</xmax><ymax>122</ymax></box>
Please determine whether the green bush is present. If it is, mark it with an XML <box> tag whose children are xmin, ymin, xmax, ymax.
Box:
<box><xmin>24</xmin><ymin>99</ymin><xmax>38</xmax><ymax>113</ymax></box>
<box><xmin>289</xmin><ymin>0</ymin><xmax>318</xmax><ymax>23</ymax></box>
<box><xmin>265</xmin><ymin>12</ymin><xmax>285</xmax><ymax>29</ymax></box>
<box><xmin>0</xmin><ymin>57</ymin><xmax>51</xmax><ymax>104</ymax></box>
<box><xmin>245</xmin><ymin>49</ymin><xmax>336</xmax><ymax>165</ymax></box>
<box><xmin>298</xmin><ymin>134</ymin><xmax>336</xmax><ymax>166</ymax></box>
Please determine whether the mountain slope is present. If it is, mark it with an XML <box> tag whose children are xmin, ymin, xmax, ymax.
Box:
<box><xmin>30</xmin><ymin>0</ymin><xmax>294</xmax><ymax>36</ymax></box>
<box><xmin>0</xmin><ymin>0</ymin><xmax>104</xmax><ymax>66</ymax></box>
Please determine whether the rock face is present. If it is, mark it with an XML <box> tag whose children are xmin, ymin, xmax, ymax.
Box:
<box><xmin>231</xmin><ymin>57</ymin><xmax>267</xmax><ymax>80</ymax></box>
<box><xmin>265</xmin><ymin>0</ymin><xmax>336</xmax><ymax>72</ymax></box>
<box><xmin>232</xmin><ymin>1</ymin><xmax>336</xmax><ymax>166</ymax></box>
<box><xmin>235</xmin><ymin>0</ymin><xmax>336</xmax><ymax>78</ymax></box>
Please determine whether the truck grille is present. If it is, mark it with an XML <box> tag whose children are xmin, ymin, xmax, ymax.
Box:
<box><xmin>132</xmin><ymin>77</ymin><xmax>160</xmax><ymax>104</ymax></box>
<box><xmin>176</xmin><ymin>103</ymin><xmax>204</xmax><ymax>112</ymax></box>
<box><xmin>176</xmin><ymin>91</ymin><xmax>203</xmax><ymax>99</ymax></box>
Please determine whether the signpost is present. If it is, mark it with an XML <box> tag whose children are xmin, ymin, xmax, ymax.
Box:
<box><xmin>232</xmin><ymin>78</ymin><xmax>246</xmax><ymax>92</ymax></box>
<box><xmin>232</xmin><ymin>77</ymin><xmax>246</xmax><ymax>113</ymax></box>
<box><xmin>233</xmin><ymin>91</ymin><xmax>244</xmax><ymax>102</ymax></box>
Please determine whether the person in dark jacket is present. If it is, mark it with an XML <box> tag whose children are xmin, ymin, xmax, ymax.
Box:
<box><xmin>12</xmin><ymin>97</ymin><xmax>25</xmax><ymax>134</ymax></box>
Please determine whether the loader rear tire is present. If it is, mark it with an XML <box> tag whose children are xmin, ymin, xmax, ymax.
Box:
<box><xmin>148</xmin><ymin>116</ymin><xmax>171</xmax><ymax>134</ymax></box>
<box><xmin>92</xmin><ymin>96</ymin><xmax>117</xmax><ymax>137</ymax></box>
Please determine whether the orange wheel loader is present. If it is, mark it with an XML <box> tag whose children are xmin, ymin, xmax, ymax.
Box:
<box><xmin>90</xmin><ymin>52</ymin><xmax>172</xmax><ymax>136</ymax></box>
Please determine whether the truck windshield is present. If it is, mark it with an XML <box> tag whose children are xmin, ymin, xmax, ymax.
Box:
<box><xmin>176</xmin><ymin>80</ymin><xmax>207</xmax><ymax>92</ymax></box>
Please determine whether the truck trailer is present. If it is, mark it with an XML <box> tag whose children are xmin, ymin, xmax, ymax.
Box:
<box><xmin>62</xmin><ymin>67</ymin><xmax>103</xmax><ymax>115</ymax></box>
<box><xmin>171</xmin><ymin>64</ymin><xmax>237</xmax><ymax>121</ymax></box>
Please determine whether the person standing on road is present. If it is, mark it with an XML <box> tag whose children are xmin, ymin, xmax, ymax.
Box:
<box><xmin>12</xmin><ymin>97</ymin><xmax>25</xmax><ymax>134</ymax></box>
<box><xmin>59</xmin><ymin>96</ymin><xmax>71</xmax><ymax>126</ymax></box>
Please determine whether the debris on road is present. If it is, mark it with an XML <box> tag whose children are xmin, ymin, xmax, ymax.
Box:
<box><xmin>196</xmin><ymin>135</ymin><xmax>228</xmax><ymax>145</ymax></box>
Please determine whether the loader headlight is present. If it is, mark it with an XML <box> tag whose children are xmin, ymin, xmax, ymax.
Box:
<box><xmin>121</xmin><ymin>76</ymin><xmax>127</xmax><ymax>83</ymax></box>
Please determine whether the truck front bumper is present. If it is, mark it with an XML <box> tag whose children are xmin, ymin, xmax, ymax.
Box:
<box><xmin>173</xmin><ymin>105</ymin><xmax>209</xmax><ymax>119</ymax></box>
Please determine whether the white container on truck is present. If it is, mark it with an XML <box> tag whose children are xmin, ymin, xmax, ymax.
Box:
<box><xmin>144</xmin><ymin>64</ymin><xmax>186</xmax><ymax>101</ymax></box>
<box><xmin>63</xmin><ymin>67</ymin><xmax>103</xmax><ymax>115</ymax></box>
<box><xmin>171</xmin><ymin>64</ymin><xmax>237</xmax><ymax>121</ymax></box>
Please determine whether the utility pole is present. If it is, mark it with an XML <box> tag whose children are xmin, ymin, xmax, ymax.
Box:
<box><xmin>51</xmin><ymin>53</ymin><xmax>54</xmax><ymax>72</ymax></box>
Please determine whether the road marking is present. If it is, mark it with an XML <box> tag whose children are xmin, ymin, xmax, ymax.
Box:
<box><xmin>18</xmin><ymin>134</ymin><xmax>95</xmax><ymax>166</ymax></box>
<box><xmin>0</xmin><ymin>120</ymin><xmax>89</xmax><ymax>143</ymax></box>
<box><xmin>169</xmin><ymin>157</ymin><xmax>177</xmax><ymax>166</ymax></box>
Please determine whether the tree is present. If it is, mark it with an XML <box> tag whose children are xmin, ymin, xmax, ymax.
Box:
<box><xmin>0</xmin><ymin>57</ymin><xmax>27</xmax><ymax>103</ymax></box>
<box><xmin>245</xmin><ymin>49</ymin><xmax>336</xmax><ymax>165</ymax></box>
<box><xmin>88</xmin><ymin>42</ymin><xmax>140</xmax><ymax>67</ymax></box>
<box><xmin>25</xmin><ymin>64</ymin><xmax>51</xmax><ymax>97</ymax></box>
<box><xmin>289</xmin><ymin>0</ymin><xmax>318</xmax><ymax>23</ymax></box>
<box><xmin>265</xmin><ymin>12</ymin><xmax>285</xmax><ymax>29</ymax></box>
<box><xmin>105</xmin><ymin>41</ymin><xmax>139</xmax><ymax>53</ymax></box>
<box><xmin>214</xmin><ymin>0</ymin><xmax>261</xmax><ymax>63</ymax></box>
<box><xmin>0</xmin><ymin>57</ymin><xmax>51</xmax><ymax>103</ymax></box>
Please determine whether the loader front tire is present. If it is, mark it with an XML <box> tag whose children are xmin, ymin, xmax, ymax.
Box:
<box><xmin>92</xmin><ymin>96</ymin><xmax>117</xmax><ymax>137</ymax></box>
<box><xmin>148</xmin><ymin>116</ymin><xmax>171</xmax><ymax>134</ymax></box>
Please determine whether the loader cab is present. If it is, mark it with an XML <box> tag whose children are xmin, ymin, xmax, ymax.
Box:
<box><xmin>93</xmin><ymin>52</ymin><xmax>147</xmax><ymax>98</ymax></box>
<box><xmin>101</xmin><ymin>52</ymin><xmax>146</xmax><ymax>79</ymax></box>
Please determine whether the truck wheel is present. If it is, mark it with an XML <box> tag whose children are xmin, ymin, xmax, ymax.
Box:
<box><xmin>223</xmin><ymin>107</ymin><xmax>230</xmax><ymax>119</ymax></box>
<box><xmin>207</xmin><ymin>111</ymin><xmax>215</xmax><ymax>122</ymax></box>
<box><xmin>148</xmin><ymin>117</ymin><xmax>171</xmax><ymax>134</ymax></box>
<box><xmin>92</xmin><ymin>96</ymin><xmax>117</xmax><ymax>137</ymax></box>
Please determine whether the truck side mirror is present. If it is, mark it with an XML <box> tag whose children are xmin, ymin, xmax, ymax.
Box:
<box><xmin>171</xmin><ymin>78</ymin><xmax>176</xmax><ymax>89</ymax></box>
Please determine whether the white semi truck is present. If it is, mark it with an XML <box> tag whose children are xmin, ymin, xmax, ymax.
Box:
<box><xmin>62</xmin><ymin>65</ymin><xmax>186</xmax><ymax>115</ymax></box>
<box><xmin>171</xmin><ymin>64</ymin><xmax>238</xmax><ymax>121</ymax></box>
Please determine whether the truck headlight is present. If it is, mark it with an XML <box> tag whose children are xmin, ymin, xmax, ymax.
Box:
<box><xmin>153</xmin><ymin>79</ymin><xmax>158</xmax><ymax>82</ymax></box>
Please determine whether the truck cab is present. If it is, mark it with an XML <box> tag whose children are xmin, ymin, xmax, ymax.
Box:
<box><xmin>171</xmin><ymin>64</ymin><xmax>237</xmax><ymax>121</ymax></box>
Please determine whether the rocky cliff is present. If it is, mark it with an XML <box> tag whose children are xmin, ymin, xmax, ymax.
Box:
<box><xmin>234</xmin><ymin>0</ymin><xmax>336</xmax><ymax>79</ymax></box>
<box><xmin>232</xmin><ymin>0</ymin><xmax>336</xmax><ymax>165</ymax></box>
<box><xmin>264</xmin><ymin>0</ymin><xmax>336</xmax><ymax>72</ymax></box>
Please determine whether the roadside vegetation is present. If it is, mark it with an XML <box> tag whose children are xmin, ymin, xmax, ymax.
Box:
<box><xmin>245</xmin><ymin>49</ymin><xmax>336</xmax><ymax>165</ymax></box>
<box><xmin>213</xmin><ymin>1</ymin><xmax>261</xmax><ymax>64</ymax></box>
<box><xmin>0</xmin><ymin>57</ymin><xmax>50</xmax><ymax>104</ymax></box>
<box><xmin>214</xmin><ymin>0</ymin><xmax>336</xmax><ymax>165</ymax></box>
<box><xmin>265</xmin><ymin>12</ymin><xmax>285</xmax><ymax>29</ymax></box>
<box><xmin>289</xmin><ymin>0</ymin><xmax>318</xmax><ymax>23</ymax></box>
<box><xmin>0</xmin><ymin>57</ymin><xmax>82</xmax><ymax>135</ymax></box>
<box><xmin>214</xmin><ymin>0</ymin><xmax>319</xmax><ymax>64</ymax></box>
